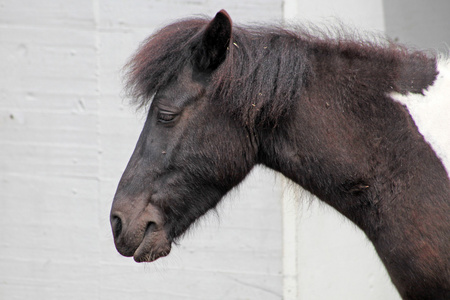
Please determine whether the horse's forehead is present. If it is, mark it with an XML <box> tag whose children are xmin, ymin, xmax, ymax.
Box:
<box><xmin>157</xmin><ymin>68</ymin><xmax>205</xmax><ymax>105</ymax></box>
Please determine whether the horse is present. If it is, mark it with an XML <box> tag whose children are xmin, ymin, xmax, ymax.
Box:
<box><xmin>110</xmin><ymin>10</ymin><xmax>450</xmax><ymax>300</ymax></box>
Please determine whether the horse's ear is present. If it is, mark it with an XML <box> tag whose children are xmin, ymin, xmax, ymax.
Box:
<box><xmin>193</xmin><ymin>10</ymin><xmax>232</xmax><ymax>72</ymax></box>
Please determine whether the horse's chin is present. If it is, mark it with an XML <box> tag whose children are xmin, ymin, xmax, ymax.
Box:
<box><xmin>132</xmin><ymin>228</ymin><xmax>172</xmax><ymax>263</ymax></box>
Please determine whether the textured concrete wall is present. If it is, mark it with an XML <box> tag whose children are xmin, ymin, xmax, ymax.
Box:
<box><xmin>0</xmin><ymin>1</ymin><xmax>284</xmax><ymax>299</ymax></box>
<box><xmin>384</xmin><ymin>0</ymin><xmax>450</xmax><ymax>53</ymax></box>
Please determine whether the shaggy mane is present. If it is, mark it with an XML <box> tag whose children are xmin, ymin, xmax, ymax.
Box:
<box><xmin>125</xmin><ymin>17</ymin><xmax>437</xmax><ymax>126</ymax></box>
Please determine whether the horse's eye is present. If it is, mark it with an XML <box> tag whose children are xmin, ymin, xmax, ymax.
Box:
<box><xmin>157</xmin><ymin>111</ymin><xmax>178</xmax><ymax>123</ymax></box>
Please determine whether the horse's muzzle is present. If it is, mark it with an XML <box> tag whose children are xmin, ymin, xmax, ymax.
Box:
<box><xmin>110</xmin><ymin>200</ymin><xmax>171</xmax><ymax>262</ymax></box>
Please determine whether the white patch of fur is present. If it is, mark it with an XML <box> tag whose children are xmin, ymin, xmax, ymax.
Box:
<box><xmin>390</xmin><ymin>58</ymin><xmax>450</xmax><ymax>178</ymax></box>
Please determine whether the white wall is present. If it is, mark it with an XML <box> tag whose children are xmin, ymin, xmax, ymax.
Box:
<box><xmin>0</xmin><ymin>1</ymin><xmax>284</xmax><ymax>299</ymax></box>
<box><xmin>384</xmin><ymin>0</ymin><xmax>450</xmax><ymax>53</ymax></box>
<box><xmin>1</xmin><ymin>1</ymin><xmax>446</xmax><ymax>299</ymax></box>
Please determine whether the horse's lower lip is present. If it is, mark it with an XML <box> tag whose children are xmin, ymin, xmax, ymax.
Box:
<box><xmin>132</xmin><ymin>228</ymin><xmax>172</xmax><ymax>263</ymax></box>
<box><xmin>133</xmin><ymin>247</ymin><xmax>170</xmax><ymax>263</ymax></box>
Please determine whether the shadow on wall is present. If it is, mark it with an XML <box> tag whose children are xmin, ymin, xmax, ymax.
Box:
<box><xmin>383</xmin><ymin>0</ymin><xmax>450</xmax><ymax>52</ymax></box>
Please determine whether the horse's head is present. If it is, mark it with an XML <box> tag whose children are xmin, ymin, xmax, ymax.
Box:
<box><xmin>110</xmin><ymin>10</ymin><xmax>256</xmax><ymax>262</ymax></box>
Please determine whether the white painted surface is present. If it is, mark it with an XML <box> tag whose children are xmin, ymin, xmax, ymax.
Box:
<box><xmin>391</xmin><ymin>59</ymin><xmax>450</xmax><ymax>177</ymax></box>
<box><xmin>285</xmin><ymin>0</ymin><xmax>385</xmax><ymax>33</ymax></box>
<box><xmin>383</xmin><ymin>0</ymin><xmax>450</xmax><ymax>53</ymax></box>
<box><xmin>1</xmin><ymin>1</ymin><xmax>284</xmax><ymax>299</ymax></box>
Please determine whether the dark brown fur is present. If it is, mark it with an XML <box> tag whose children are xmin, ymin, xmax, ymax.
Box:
<box><xmin>112</xmin><ymin>10</ymin><xmax>449</xmax><ymax>300</ymax></box>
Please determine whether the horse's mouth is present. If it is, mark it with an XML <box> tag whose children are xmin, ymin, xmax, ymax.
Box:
<box><xmin>132</xmin><ymin>223</ymin><xmax>172</xmax><ymax>263</ymax></box>
<box><xmin>111</xmin><ymin>206</ymin><xmax>172</xmax><ymax>263</ymax></box>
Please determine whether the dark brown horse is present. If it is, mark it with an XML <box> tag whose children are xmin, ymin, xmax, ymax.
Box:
<box><xmin>110</xmin><ymin>10</ymin><xmax>450</xmax><ymax>300</ymax></box>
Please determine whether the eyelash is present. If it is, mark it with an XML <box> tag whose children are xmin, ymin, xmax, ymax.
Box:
<box><xmin>157</xmin><ymin>111</ymin><xmax>178</xmax><ymax>123</ymax></box>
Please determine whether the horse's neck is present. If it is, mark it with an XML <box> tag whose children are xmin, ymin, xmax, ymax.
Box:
<box><xmin>259</xmin><ymin>51</ymin><xmax>449</xmax><ymax>234</ymax></box>
<box><xmin>258</xmin><ymin>51</ymin><xmax>450</xmax><ymax>298</ymax></box>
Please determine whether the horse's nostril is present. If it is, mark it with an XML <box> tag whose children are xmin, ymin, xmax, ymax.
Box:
<box><xmin>111</xmin><ymin>214</ymin><xmax>123</xmax><ymax>239</ymax></box>
<box><xmin>144</xmin><ymin>221</ymin><xmax>157</xmax><ymax>236</ymax></box>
